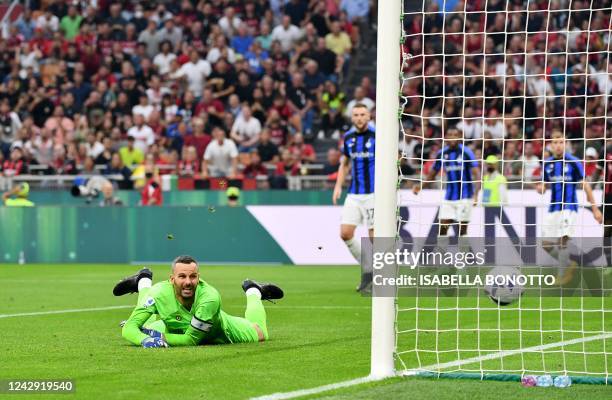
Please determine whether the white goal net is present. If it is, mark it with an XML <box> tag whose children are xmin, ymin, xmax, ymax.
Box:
<box><xmin>394</xmin><ymin>0</ymin><xmax>612</xmax><ymax>383</ymax></box>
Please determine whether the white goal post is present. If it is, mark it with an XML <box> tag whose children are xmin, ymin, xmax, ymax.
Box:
<box><xmin>371</xmin><ymin>0</ymin><xmax>401</xmax><ymax>379</ymax></box>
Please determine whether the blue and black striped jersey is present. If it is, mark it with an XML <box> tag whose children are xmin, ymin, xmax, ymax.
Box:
<box><xmin>543</xmin><ymin>154</ymin><xmax>584</xmax><ymax>212</ymax></box>
<box><xmin>342</xmin><ymin>123</ymin><xmax>376</xmax><ymax>195</ymax></box>
<box><xmin>433</xmin><ymin>144</ymin><xmax>478</xmax><ymax>200</ymax></box>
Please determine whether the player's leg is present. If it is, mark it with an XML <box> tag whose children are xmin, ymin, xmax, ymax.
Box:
<box><xmin>112</xmin><ymin>267</ymin><xmax>153</xmax><ymax>296</ymax></box>
<box><xmin>438</xmin><ymin>201</ymin><xmax>456</xmax><ymax>251</ymax></box>
<box><xmin>355</xmin><ymin>194</ymin><xmax>375</xmax><ymax>292</ymax></box>
<box><xmin>231</xmin><ymin>280</ymin><xmax>285</xmax><ymax>342</ymax></box>
<box><xmin>555</xmin><ymin>211</ymin><xmax>578</xmax><ymax>285</ymax></box>
<box><xmin>457</xmin><ymin>199</ymin><xmax>473</xmax><ymax>252</ymax></box>
<box><xmin>340</xmin><ymin>194</ymin><xmax>363</xmax><ymax>262</ymax></box>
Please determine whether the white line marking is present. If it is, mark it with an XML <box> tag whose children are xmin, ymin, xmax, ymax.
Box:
<box><xmin>251</xmin><ymin>332</ymin><xmax>612</xmax><ymax>400</ymax></box>
<box><xmin>249</xmin><ymin>377</ymin><xmax>377</xmax><ymax>400</ymax></box>
<box><xmin>0</xmin><ymin>305</ymin><xmax>133</xmax><ymax>319</ymax></box>
<box><xmin>0</xmin><ymin>304</ymin><xmax>369</xmax><ymax>319</ymax></box>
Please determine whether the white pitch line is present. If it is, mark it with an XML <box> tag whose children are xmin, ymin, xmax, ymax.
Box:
<box><xmin>251</xmin><ymin>332</ymin><xmax>612</xmax><ymax>400</ymax></box>
<box><xmin>0</xmin><ymin>305</ymin><xmax>133</xmax><ymax>319</ymax></box>
<box><xmin>0</xmin><ymin>304</ymin><xmax>369</xmax><ymax>320</ymax></box>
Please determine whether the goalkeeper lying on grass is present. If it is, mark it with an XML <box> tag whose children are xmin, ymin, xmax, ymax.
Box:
<box><xmin>113</xmin><ymin>255</ymin><xmax>284</xmax><ymax>348</ymax></box>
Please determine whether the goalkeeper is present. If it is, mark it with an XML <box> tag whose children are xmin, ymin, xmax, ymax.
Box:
<box><xmin>113</xmin><ymin>255</ymin><xmax>284</xmax><ymax>348</ymax></box>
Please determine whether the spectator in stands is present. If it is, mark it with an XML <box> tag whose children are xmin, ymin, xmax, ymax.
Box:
<box><xmin>257</xmin><ymin>128</ymin><xmax>280</xmax><ymax>163</ymax></box>
<box><xmin>0</xmin><ymin>99</ymin><xmax>22</xmax><ymax>156</ymax></box>
<box><xmin>231</xmin><ymin>104</ymin><xmax>262</xmax><ymax>153</ymax></box>
<box><xmin>482</xmin><ymin>109</ymin><xmax>506</xmax><ymax>140</ymax></box>
<box><xmin>119</xmin><ymin>136</ymin><xmax>144</xmax><ymax>170</ymax></box>
<box><xmin>323</xmin><ymin>148</ymin><xmax>341</xmax><ymax>176</ymax></box>
<box><xmin>176</xmin><ymin>145</ymin><xmax>200</xmax><ymax>177</ymax></box>
<box><xmin>127</xmin><ymin>114</ymin><xmax>155</xmax><ymax>154</ymax></box>
<box><xmin>132</xmin><ymin>94</ymin><xmax>155</xmax><ymax>121</ymax></box>
<box><xmin>141</xmin><ymin>169</ymin><xmax>163</xmax><ymax>206</ymax></box>
<box><xmin>3</xmin><ymin>146</ymin><xmax>27</xmax><ymax>176</ymax></box>
<box><xmin>99</xmin><ymin>181</ymin><xmax>123</xmax><ymax>207</ymax></box>
<box><xmin>60</xmin><ymin>5</ymin><xmax>82</xmax><ymax>40</ymax></box>
<box><xmin>172</xmin><ymin>49</ymin><xmax>212</xmax><ymax>99</ymax></box>
<box><xmin>274</xmin><ymin>148</ymin><xmax>301</xmax><ymax>178</ymax></box>
<box><xmin>345</xmin><ymin>87</ymin><xmax>374</xmax><ymax>119</ymax></box>
<box><xmin>232</xmin><ymin>24</ymin><xmax>254</xmax><ymax>56</ymax></box>
<box><xmin>50</xmin><ymin>144</ymin><xmax>76</xmax><ymax>175</ymax></box>
<box><xmin>156</xmin><ymin>18</ymin><xmax>183</xmax><ymax>51</ymax></box>
<box><xmin>288</xmin><ymin>133</ymin><xmax>316</xmax><ymax>163</ymax></box>
<box><xmin>243</xmin><ymin>150</ymin><xmax>268</xmax><ymax>178</ymax></box>
<box><xmin>271</xmin><ymin>15</ymin><xmax>302</xmax><ymax>53</ymax></box>
<box><xmin>153</xmin><ymin>41</ymin><xmax>176</xmax><ymax>76</ymax></box>
<box><xmin>104</xmin><ymin>152</ymin><xmax>132</xmax><ymax>188</ymax></box>
<box><xmin>325</xmin><ymin>21</ymin><xmax>352</xmax><ymax>58</ymax></box>
<box><xmin>202</xmin><ymin>127</ymin><xmax>238</xmax><ymax>178</ymax></box>
<box><xmin>584</xmin><ymin>147</ymin><xmax>599</xmax><ymax>181</ymax></box>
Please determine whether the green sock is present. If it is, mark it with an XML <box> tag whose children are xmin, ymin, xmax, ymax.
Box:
<box><xmin>245</xmin><ymin>295</ymin><xmax>268</xmax><ymax>339</ymax></box>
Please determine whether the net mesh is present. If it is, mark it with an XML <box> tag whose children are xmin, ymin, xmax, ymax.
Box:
<box><xmin>396</xmin><ymin>0</ymin><xmax>612</xmax><ymax>379</ymax></box>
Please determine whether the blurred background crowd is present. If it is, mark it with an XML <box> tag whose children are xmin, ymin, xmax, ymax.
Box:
<box><xmin>0</xmin><ymin>0</ymin><xmax>610</xmax><ymax>200</ymax></box>
<box><xmin>0</xmin><ymin>0</ymin><xmax>376</xmax><ymax>193</ymax></box>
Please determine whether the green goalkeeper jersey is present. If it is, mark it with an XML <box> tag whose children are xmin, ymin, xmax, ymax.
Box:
<box><xmin>122</xmin><ymin>279</ymin><xmax>241</xmax><ymax>346</ymax></box>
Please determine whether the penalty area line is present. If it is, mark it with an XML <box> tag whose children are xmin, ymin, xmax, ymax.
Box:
<box><xmin>251</xmin><ymin>332</ymin><xmax>612</xmax><ymax>400</ymax></box>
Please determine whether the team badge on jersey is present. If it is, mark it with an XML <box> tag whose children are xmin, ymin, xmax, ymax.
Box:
<box><xmin>143</xmin><ymin>297</ymin><xmax>155</xmax><ymax>307</ymax></box>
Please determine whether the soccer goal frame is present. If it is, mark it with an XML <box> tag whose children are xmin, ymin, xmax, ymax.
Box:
<box><xmin>371</xmin><ymin>0</ymin><xmax>611</xmax><ymax>385</ymax></box>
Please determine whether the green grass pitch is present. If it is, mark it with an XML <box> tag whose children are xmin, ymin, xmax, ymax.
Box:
<box><xmin>0</xmin><ymin>264</ymin><xmax>610</xmax><ymax>399</ymax></box>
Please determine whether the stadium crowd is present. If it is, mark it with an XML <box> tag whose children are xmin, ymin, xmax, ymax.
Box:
<box><xmin>0</xmin><ymin>0</ymin><xmax>375</xmax><ymax>190</ymax></box>
<box><xmin>400</xmin><ymin>0</ymin><xmax>611</xmax><ymax>184</ymax></box>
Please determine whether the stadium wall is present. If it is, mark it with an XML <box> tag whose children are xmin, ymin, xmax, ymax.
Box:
<box><xmin>27</xmin><ymin>190</ymin><xmax>336</xmax><ymax>206</ymax></box>
<box><xmin>0</xmin><ymin>190</ymin><xmax>603</xmax><ymax>264</ymax></box>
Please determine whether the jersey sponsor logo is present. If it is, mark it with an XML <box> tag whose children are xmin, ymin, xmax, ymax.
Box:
<box><xmin>349</xmin><ymin>151</ymin><xmax>374</xmax><ymax>159</ymax></box>
<box><xmin>191</xmin><ymin>316</ymin><xmax>212</xmax><ymax>332</ymax></box>
<box><xmin>143</xmin><ymin>297</ymin><xmax>155</xmax><ymax>307</ymax></box>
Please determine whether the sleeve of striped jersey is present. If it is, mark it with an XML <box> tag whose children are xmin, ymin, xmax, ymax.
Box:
<box><xmin>341</xmin><ymin>138</ymin><xmax>350</xmax><ymax>157</ymax></box>
<box><xmin>543</xmin><ymin>160</ymin><xmax>550</xmax><ymax>182</ymax></box>
<box><xmin>464</xmin><ymin>147</ymin><xmax>478</xmax><ymax>168</ymax></box>
<box><xmin>573</xmin><ymin>159</ymin><xmax>585</xmax><ymax>181</ymax></box>
<box><xmin>432</xmin><ymin>150</ymin><xmax>442</xmax><ymax>172</ymax></box>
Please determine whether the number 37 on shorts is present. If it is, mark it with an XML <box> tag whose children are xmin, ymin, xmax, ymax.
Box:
<box><xmin>341</xmin><ymin>194</ymin><xmax>375</xmax><ymax>229</ymax></box>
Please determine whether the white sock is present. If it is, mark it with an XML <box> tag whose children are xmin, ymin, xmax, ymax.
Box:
<box><xmin>245</xmin><ymin>287</ymin><xmax>261</xmax><ymax>298</ymax></box>
<box><xmin>138</xmin><ymin>278</ymin><xmax>152</xmax><ymax>291</ymax></box>
<box><xmin>344</xmin><ymin>237</ymin><xmax>362</xmax><ymax>263</ymax></box>
<box><xmin>558</xmin><ymin>246</ymin><xmax>570</xmax><ymax>275</ymax></box>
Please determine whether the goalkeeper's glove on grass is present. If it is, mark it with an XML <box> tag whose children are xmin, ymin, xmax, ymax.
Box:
<box><xmin>140</xmin><ymin>328</ymin><xmax>164</xmax><ymax>339</ymax></box>
<box><xmin>141</xmin><ymin>337</ymin><xmax>168</xmax><ymax>348</ymax></box>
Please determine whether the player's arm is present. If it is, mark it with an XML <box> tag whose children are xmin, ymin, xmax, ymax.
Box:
<box><xmin>333</xmin><ymin>155</ymin><xmax>350</xmax><ymax>205</ymax></box>
<box><xmin>164</xmin><ymin>300</ymin><xmax>218</xmax><ymax>346</ymax></box>
<box><xmin>121</xmin><ymin>304</ymin><xmax>156</xmax><ymax>346</ymax></box>
<box><xmin>582</xmin><ymin>179</ymin><xmax>603</xmax><ymax>223</ymax></box>
<box><xmin>471</xmin><ymin>166</ymin><xmax>480</xmax><ymax>203</ymax></box>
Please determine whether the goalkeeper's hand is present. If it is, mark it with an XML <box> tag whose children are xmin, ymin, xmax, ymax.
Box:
<box><xmin>141</xmin><ymin>337</ymin><xmax>168</xmax><ymax>348</ymax></box>
<box><xmin>141</xmin><ymin>327</ymin><xmax>164</xmax><ymax>339</ymax></box>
